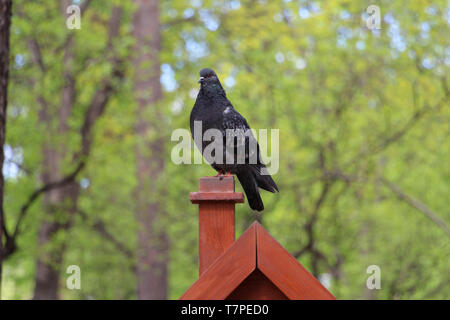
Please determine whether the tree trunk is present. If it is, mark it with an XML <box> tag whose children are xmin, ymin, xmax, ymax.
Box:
<box><xmin>132</xmin><ymin>0</ymin><xmax>168</xmax><ymax>300</ymax></box>
<box><xmin>33</xmin><ymin>173</ymin><xmax>79</xmax><ymax>299</ymax></box>
<box><xmin>32</xmin><ymin>80</ymin><xmax>78</xmax><ymax>299</ymax></box>
<box><xmin>32</xmin><ymin>1</ymin><xmax>78</xmax><ymax>298</ymax></box>
<box><xmin>32</xmin><ymin>3</ymin><xmax>123</xmax><ymax>299</ymax></box>
<box><xmin>0</xmin><ymin>0</ymin><xmax>13</xmax><ymax>297</ymax></box>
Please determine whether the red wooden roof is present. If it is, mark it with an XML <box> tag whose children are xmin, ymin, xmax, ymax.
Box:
<box><xmin>180</xmin><ymin>222</ymin><xmax>336</xmax><ymax>300</ymax></box>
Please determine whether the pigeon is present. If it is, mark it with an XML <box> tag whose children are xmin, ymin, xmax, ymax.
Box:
<box><xmin>190</xmin><ymin>68</ymin><xmax>278</xmax><ymax>211</ymax></box>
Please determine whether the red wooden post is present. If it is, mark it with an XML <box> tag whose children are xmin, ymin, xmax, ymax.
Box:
<box><xmin>190</xmin><ymin>176</ymin><xmax>244</xmax><ymax>275</ymax></box>
<box><xmin>184</xmin><ymin>177</ymin><xmax>336</xmax><ymax>300</ymax></box>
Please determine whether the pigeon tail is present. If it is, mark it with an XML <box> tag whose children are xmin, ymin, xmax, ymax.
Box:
<box><xmin>237</xmin><ymin>169</ymin><xmax>264</xmax><ymax>211</ymax></box>
<box><xmin>249</xmin><ymin>165</ymin><xmax>279</xmax><ymax>193</ymax></box>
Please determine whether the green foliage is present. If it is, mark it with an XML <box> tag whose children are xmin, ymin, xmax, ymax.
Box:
<box><xmin>3</xmin><ymin>0</ymin><xmax>449</xmax><ymax>299</ymax></box>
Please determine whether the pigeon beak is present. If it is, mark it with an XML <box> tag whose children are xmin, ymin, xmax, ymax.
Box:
<box><xmin>198</xmin><ymin>77</ymin><xmax>204</xmax><ymax>84</ymax></box>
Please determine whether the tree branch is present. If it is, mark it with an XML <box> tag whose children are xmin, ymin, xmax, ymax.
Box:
<box><xmin>78</xmin><ymin>6</ymin><xmax>123</xmax><ymax>158</ymax></box>
<box><xmin>2</xmin><ymin>160</ymin><xmax>85</xmax><ymax>258</ymax></box>
<box><xmin>380</xmin><ymin>177</ymin><xmax>450</xmax><ymax>237</ymax></box>
<box><xmin>292</xmin><ymin>179</ymin><xmax>332</xmax><ymax>259</ymax></box>
<box><xmin>161</xmin><ymin>15</ymin><xmax>198</xmax><ymax>30</ymax></box>
<box><xmin>18</xmin><ymin>163</ymin><xmax>83</xmax><ymax>235</ymax></box>
<box><xmin>422</xmin><ymin>278</ymin><xmax>450</xmax><ymax>299</ymax></box>
<box><xmin>292</xmin><ymin>147</ymin><xmax>333</xmax><ymax>266</ymax></box>
<box><xmin>77</xmin><ymin>209</ymin><xmax>133</xmax><ymax>258</ymax></box>
<box><xmin>27</xmin><ymin>38</ymin><xmax>46</xmax><ymax>72</ymax></box>
<box><xmin>4</xmin><ymin>158</ymin><xmax>32</xmax><ymax>175</ymax></box>
<box><xmin>347</xmin><ymin>88</ymin><xmax>449</xmax><ymax>168</ymax></box>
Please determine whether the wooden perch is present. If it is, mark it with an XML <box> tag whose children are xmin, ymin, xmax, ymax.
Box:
<box><xmin>184</xmin><ymin>176</ymin><xmax>335</xmax><ymax>300</ymax></box>
<box><xmin>190</xmin><ymin>176</ymin><xmax>244</xmax><ymax>275</ymax></box>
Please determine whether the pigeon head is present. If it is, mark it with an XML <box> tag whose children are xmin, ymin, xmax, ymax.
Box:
<box><xmin>198</xmin><ymin>68</ymin><xmax>225</xmax><ymax>97</ymax></box>
<box><xmin>198</xmin><ymin>68</ymin><xmax>217</xmax><ymax>83</ymax></box>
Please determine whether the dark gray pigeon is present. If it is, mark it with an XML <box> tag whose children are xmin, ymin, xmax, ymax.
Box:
<box><xmin>190</xmin><ymin>68</ymin><xmax>278</xmax><ymax>211</ymax></box>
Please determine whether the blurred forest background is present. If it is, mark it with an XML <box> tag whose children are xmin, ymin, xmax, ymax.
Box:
<box><xmin>0</xmin><ymin>0</ymin><xmax>449</xmax><ymax>299</ymax></box>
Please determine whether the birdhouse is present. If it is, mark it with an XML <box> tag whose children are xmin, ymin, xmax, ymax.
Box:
<box><xmin>180</xmin><ymin>176</ymin><xmax>336</xmax><ymax>300</ymax></box>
